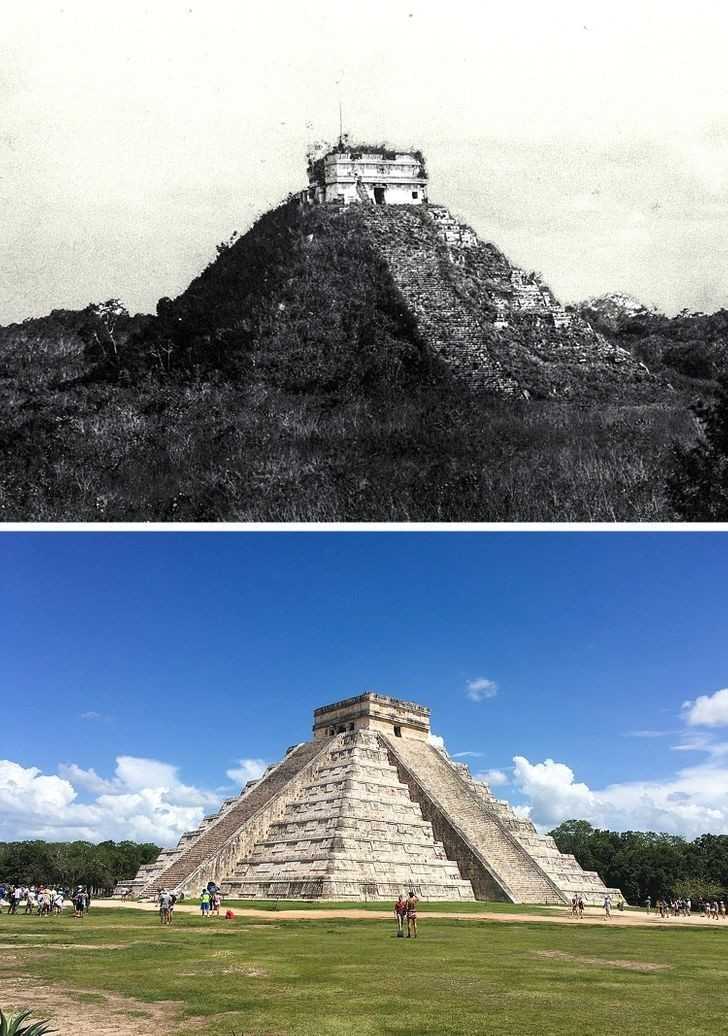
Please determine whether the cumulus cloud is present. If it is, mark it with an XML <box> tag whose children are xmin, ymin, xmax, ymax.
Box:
<box><xmin>465</xmin><ymin>678</ymin><xmax>498</xmax><ymax>703</ymax></box>
<box><xmin>476</xmin><ymin>768</ymin><xmax>509</xmax><ymax>787</ymax></box>
<box><xmin>682</xmin><ymin>688</ymin><xmax>728</xmax><ymax>727</ymax></box>
<box><xmin>226</xmin><ymin>758</ymin><xmax>268</xmax><ymax>785</ymax></box>
<box><xmin>511</xmin><ymin>753</ymin><xmax>728</xmax><ymax>838</ymax></box>
<box><xmin>427</xmin><ymin>734</ymin><xmax>446</xmax><ymax>751</ymax></box>
<box><xmin>0</xmin><ymin>755</ymin><xmax>221</xmax><ymax>846</ymax></box>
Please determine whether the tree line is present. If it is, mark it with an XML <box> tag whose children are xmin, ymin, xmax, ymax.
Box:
<box><xmin>0</xmin><ymin>840</ymin><xmax>160</xmax><ymax>894</ymax></box>
<box><xmin>550</xmin><ymin>820</ymin><xmax>728</xmax><ymax>904</ymax></box>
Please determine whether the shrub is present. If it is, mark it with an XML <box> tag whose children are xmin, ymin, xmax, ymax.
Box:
<box><xmin>668</xmin><ymin>377</ymin><xmax>728</xmax><ymax>519</ymax></box>
<box><xmin>0</xmin><ymin>1010</ymin><xmax>57</xmax><ymax>1035</ymax></box>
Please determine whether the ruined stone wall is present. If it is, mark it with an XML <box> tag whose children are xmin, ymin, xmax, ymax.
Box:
<box><xmin>322</xmin><ymin>203</ymin><xmax>651</xmax><ymax>399</ymax></box>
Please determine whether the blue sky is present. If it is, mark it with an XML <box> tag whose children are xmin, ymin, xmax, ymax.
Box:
<box><xmin>2</xmin><ymin>531</ymin><xmax>728</xmax><ymax>845</ymax></box>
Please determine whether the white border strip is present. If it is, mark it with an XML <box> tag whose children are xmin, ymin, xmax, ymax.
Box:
<box><xmin>1</xmin><ymin>522</ymin><xmax>728</xmax><ymax>533</ymax></box>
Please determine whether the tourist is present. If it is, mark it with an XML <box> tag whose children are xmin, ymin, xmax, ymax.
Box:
<box><xmin>603</xmin><ymin>894</ymin><xmax>611</xmax><ymax>919</ymax></box>
<box><xmin>571</xmin><ymin>895</ymin><xmax>578</xmax><ymax>917</ymax></box>
<box><xmin>73</xmin><ymin>887</ymin><xmax>86</xmax><ymax>918</ymax></box>
<box><xmin>200</xmin><ymin>889</ymin><xmax>211</xmax><ymax>917</ymax></box>
<box><xmin>394</xmin><ymin>895</ymin><xmax>407</xmax><ymax>935</ymax></box>
<box><xmin>158</xmin><ymin>889</ymin><xmax>173</xmax><ymax>926</ymax></box>
<box><xmin>577</xmin><ymin>895</ymin><xmax>584</xmax><ymax>919</ymax></box>
<box><xmin>645</xmin><ymin>895</ymin><xmax>651</xmax><ymax>914</ymax></box>
<box><xmin>212</xmin><ymin>891</ymin><xmax>222</xmax><ymax>917</ymax></box>
<box><xmin>169</xmin><ymin>892</ymin><xmax>177</xmax><ymax>924</ymax></box>
<box><xmin>53</xmin><ymin>890</ymin><xmax>64</xmax><ymax>915</ymax></box>
<box><xmin>405</xmin><ymin>890</ymin><xmax>418</xmax><ymax>939</ymax></box>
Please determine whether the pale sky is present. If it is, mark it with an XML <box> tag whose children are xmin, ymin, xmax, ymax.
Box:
<box><xmin>2</xmin><ymin>0</ymin><xmax>728</xmax><ymax>323</ymax></box>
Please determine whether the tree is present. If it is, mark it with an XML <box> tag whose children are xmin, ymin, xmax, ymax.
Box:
<box><xmin>78</xmin><ymin>299</ymin><xmax>129</xmax><ymax>367</ymax></box>
<box><xmin>668</xmin><ymin>376</ymin><xmax>728</xmax><ymax>518</ymax></box>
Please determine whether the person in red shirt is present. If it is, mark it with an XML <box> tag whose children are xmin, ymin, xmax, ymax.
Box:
<box><xmin>394</xmin><ymin>894</ymin><xmax>407</xmax><ymax>935</ymax></box>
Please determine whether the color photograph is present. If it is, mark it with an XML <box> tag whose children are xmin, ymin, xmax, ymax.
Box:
<box><xmin>1</xmin><ymin>531</ymin><xmax>728</xmax><ymax>1034</ymax></box>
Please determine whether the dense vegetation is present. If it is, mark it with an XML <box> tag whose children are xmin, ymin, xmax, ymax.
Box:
<box><xmin>580</xmin><ymin>301</ymin><xmax>728</xmax><ymax>384</ymax></box>
<box><xmin>551</xmin><ymin>820</ymin><xmax>728</xmax><ymax>904</ymax></box>
<box><xmin>0</xmin><ymin>840</ymin><xmax>159</xmax><ymax>893</ymax></box>
<box><xmin>2</xmin><ymin>203</ymin><xmax>726</xmax><ymax>520</ymax></box>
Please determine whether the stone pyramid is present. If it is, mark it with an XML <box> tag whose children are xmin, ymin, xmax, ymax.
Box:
<box><xmin>120</xmin><ymin>694</ymin><xmax>621</xmax><ymax>905</ymax></box>
<box><xmin>223</xmin><ymin>729</ymin><xmax>473</xmax><ymax>900</ymax></box>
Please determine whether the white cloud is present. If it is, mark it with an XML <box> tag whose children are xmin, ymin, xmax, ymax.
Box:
<box><xmin>623</xmin><ymin>729</ymin><xmax>673</xmax><ymax>738</ymax></box>
<box><xmin>452</xmin><ymin>751</ymin><xmax>484</xmax><ymax>759</ymax></box>
<box><xmin>466</xmin><ymin>677</ymin><xmax>498</xmax><ymax>702</ymax></box>
<box><xmin>682</xmin><ymin>688</ymin><xmax>728</xmax><ymax>727</ymax></box>
<box><xmin>226</xmin><ymin>758</ymin><xmax>268</xmax><ymax>785</ymax></box>
<box><xmin>80</xmin><ymin>711</ymin><xmax>104</xmax><ymax>721</ymax></box>
<box><xmin>0</xmin><ymin>756</ymin><xmax>221</xmax><ymax>846</ymax></box>
<box><xmin>427</xmin><ymin>734</ymin><xmax>446</xmax><ymax>751</ymax></box>
<box><xmin>57</xmin><ymin>763</ymin><xmax>116</xmax><ymax>795</ymax></box>
<box><xmin>511</xmin><ymin>753</ymin><xmax>728</xmax><ymax>839</ymax></box>
<box><xmin>476</xmin><ymin>768</ymin><xmax>509</xmax><ymax>787</ymax></box>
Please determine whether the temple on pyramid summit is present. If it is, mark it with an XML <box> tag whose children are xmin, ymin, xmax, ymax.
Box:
<box><xmin>120</xmin><ymin>694</ymin><xmax>622</xmax><ymax>904</ymax></box>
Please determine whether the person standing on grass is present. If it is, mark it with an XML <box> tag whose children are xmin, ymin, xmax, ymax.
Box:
<box><xmin>73</xmin><ymin>887</ymin><xmax>86</xmax><ymax>919</ymax></box>
<box><xmin>405</xmin><ymin>890</ymin><xmax>418</xmax><ymax>939</ymax></box>
<box><xmin>211</xmin><ymin>891</ymin><xmax>222</xmax><ymax>917</ymax></box>
<box><xmin>158</xmin><ymin>889</ymin><xmax>173</xmax><ymax>926</ymax></box>
<box><xmin>571</xmin><ymin>895</ymin><xmax>578</xmax><ymax>917</ymax></box>
<box><xmin>200</xmin><ymin>889</ymin><xmax>211</xmax><ymax>917</ymax></box>
<box><xmin>577</xmin><ymin>895</ymin><xmax>584</xmax><ymax>919</ymax></box>
<box><xmin>394</xmin><ymin>895</ymin><xmax>407</xmax><ymax>935</ymax></box>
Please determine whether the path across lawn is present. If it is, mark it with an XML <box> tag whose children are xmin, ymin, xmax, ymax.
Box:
<box><xmin>95</xmin><ymin>897</ymin><xmax>728</xmax><ymax>929</ymax></box>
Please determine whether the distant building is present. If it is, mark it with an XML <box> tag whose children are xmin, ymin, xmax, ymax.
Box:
<box><xmin>305</xmin><ymin>141</ymin><xmax>428</xmax><ymax>206</ymax></box>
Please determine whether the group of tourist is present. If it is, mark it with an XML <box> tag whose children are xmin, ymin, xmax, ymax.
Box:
<box><xmin>569</xmin><ymin>893</ymin><xmax>624</xmax><ymax>918</ymax></box>
<box><xmin>393</xmin><ymin>892</ymin><xmax>418</xmax><ymax>937</ymax></box>
<box><xmin>0</xmin><ymin>883</ymin><xmax>92</xmax><ymax>917</ymax></box>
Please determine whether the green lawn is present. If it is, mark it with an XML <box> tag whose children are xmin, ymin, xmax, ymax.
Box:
<box><xmin>2</xmin><ymin>906</ymin><xmax>727</xmax><ymax>1035</ymax></box>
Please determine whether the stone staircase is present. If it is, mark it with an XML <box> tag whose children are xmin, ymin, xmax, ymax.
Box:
<box><xmin>223</xmin><ymin>731</ymin><xmax>475</xmax><ymax>900</ymax></box>
<box><xmin>383</xmin><ymin>736</ymin><xmax>566</xmax><ymax>904</ymax></box>
<box><xmin>335</xmin><ymin>203</ymin><xmax>649</xmax><ymax>398</ymax></box>
<box><xmin>135</xmin><ymin>740</ymin><xmax>330</xmax><ymax>898</ymax></box>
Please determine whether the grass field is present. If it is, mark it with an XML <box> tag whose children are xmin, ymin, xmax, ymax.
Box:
<box><xmin>1</xmin><ymin>906</ymin><xmax>727</xmax><ymax>1035</ymax></box>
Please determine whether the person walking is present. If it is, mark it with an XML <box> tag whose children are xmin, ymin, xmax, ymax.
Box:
<box><xmin>394</xmin><ymin>895</ymin><xmax>407</xmax><ymax>936</ymax></box>
<box><xmin>405</xmin><ymin>890</ymin><xmax>418</xmax><ymax>939</ymax></box>
<box><xmin>603</xmin><ymin>894</ymin><xmax>611</xmax><ymax>919</ymax></box>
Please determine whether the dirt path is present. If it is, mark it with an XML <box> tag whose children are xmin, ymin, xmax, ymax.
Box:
<box><xmin>0</xmin><ymin>975</ymin><xmax>186</xmax><ymax>1036</ymax></box>
<box><xmin>94</xmin><ymin>899</ymin><xmax>728</xmax><ymax>929</ymax></box>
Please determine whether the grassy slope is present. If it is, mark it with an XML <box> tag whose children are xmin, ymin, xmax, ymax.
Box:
<box><xmin>2</xmin><ymin>907</ymin><xmax>728</xmax><ymax>1035</ymax></box>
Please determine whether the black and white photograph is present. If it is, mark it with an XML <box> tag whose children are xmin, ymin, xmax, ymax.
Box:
<box><xmin>2</xmin><ymin>0</ymin><xmax>728</xmax><ymax>521</ymax></box>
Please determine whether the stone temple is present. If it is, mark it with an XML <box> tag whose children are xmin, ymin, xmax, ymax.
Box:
<box><xmin>305</xmin><ymin>141</ymin><xmax>428</xmax><ymax>206</ymax></box>
<box><xmin>121</xmin><ymin>694</ymin><xmax>621</xmax><ymax>904</ymax></box>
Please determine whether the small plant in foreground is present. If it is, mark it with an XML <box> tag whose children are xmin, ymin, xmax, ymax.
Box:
<box><xmin>0</xmin><ymin>1010</ymin><xmax>57</xmax><ymax>1036</ymax></box>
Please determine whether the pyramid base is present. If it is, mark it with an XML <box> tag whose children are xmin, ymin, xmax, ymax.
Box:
<box><xmin>223</xmin><ymin>878</ymin><xmax>475</xmax><ymax>901</ymax></box>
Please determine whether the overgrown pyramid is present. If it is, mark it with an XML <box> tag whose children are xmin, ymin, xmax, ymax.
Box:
<box><xmin>143</xmin><ymin>144</ymin><xmax>652</xmax><ymax>399</ymax></box>
<box><xmin>120</xmin><ymin>694</ymin><xmax>621</xmax><ymax>904</ymax></box>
